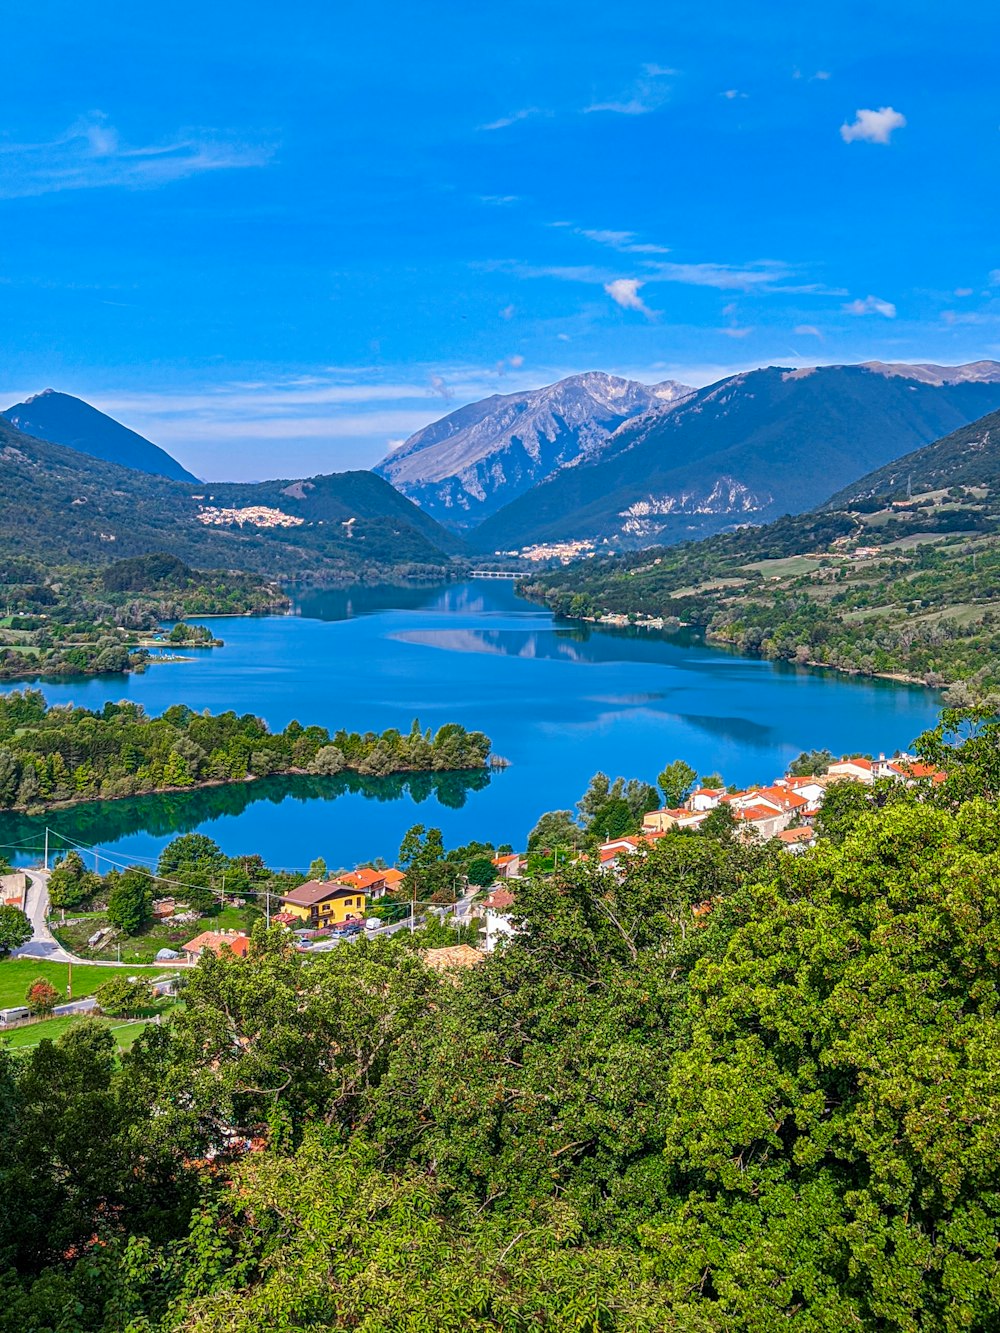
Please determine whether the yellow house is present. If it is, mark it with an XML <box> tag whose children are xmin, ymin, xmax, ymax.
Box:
<box><xmin>280</xmin><ymin>879</ymin><xmax>367</xmax><ymax>927</ymax></box>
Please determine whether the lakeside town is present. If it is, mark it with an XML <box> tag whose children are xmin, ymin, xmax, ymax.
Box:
<box><xmin>0</xmin><ymin>743</ymin><xmax>948</xmax><ymax>1039</ymax></box>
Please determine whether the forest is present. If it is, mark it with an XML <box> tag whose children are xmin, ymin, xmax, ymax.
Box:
<box><xmin>0</xmin><ymin>707</ymin><xmax>998</xmax><ymax>1329</ymax></box>
<box><xmin>0</xmin><ymin>690</ymin><xmax>492</xmax><ymax>810</ymax></box>
<box><xmin>0</xmin><ymin>553</ymin><xmax>287</xmax><ymax>682</ymax></box>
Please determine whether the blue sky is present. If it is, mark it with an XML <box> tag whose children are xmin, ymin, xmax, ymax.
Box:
<box><xmin>0</xmin><ymin>0</ymin><xmax>997</xmax><ymax>480</ymax></box>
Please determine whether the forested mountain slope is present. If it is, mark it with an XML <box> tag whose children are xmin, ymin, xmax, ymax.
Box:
<box><xmin>0</xmin><ymin>417</ymin><xmax>462</xmax><ymax>577</ymax></box>
<box><xmin>471</xmin><ymin>361</ymin><xmax>1000</xmax><ymax>552</ymax></box>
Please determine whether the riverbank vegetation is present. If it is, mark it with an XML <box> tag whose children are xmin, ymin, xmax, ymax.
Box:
<box><xmin>0</xmin><ymin>690</ymin><xmax>492</xmax><ymax>811</ymax></box>
<box><xmin>522</xmin><ymin>485</ymin><xmax>1000</xmax><ymax>687</ymax></box>
<box><xmin>1</xmin><ymin>707</ymin><xmax>999</xmax><ymax>1328</ymax></box>
<box><xmin>0</xmin><ymin>552</ymin><xmax>287</xmax><ymax>682</ymax></box>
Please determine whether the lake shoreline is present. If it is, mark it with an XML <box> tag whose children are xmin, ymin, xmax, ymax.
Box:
<box><xmin>10</xmin><ymin>761</ymin><xmax>495</xmax><ymax>818</ymax></box>
<box><xmin>562</xmin><ymin>610</ymin><xmax>941</xmax><ymax>690</ymax></box>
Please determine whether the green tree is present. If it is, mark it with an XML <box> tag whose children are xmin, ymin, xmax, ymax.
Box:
<box><xmin>656</xmin><ymin>758</ymin><xmax>697</xmax><ymax>808</ymax></box>
<box><xmin>94</xmin><ymin>974</ymin><xmax>153</xmax><ymax>1016</ymax></box>
<box><xmin>398</xmin><ymin>825</ymin><xmax>444</xmax><ymax>872</ymax></box>
<box><xmin>526</xmin><ymin>809</ymin><xmax>580</xmax><ymax>854</ymax></box>
<box><xmin>46</xmin><ymin>852</ymin><xmax>92</xmax><ymax>910</ymax></box>
<box><xmin>465</xmin><ymin>856</ymin><xmax>497</xmax><ymax>888</ymax></box>
<box><xmin>307</xmin><ymin>857</ymin><xmax>328</xmax><ymax>881</ymax></box>
<box><xmin>0</xmin><ymin>904</ymin><xmax>31</xmax><ymax>957</ymax></box>
<box><xmin>106</xmin><ymin>867</ymin><xmax>153</xmax><ymax>935</ymax></box>
<box><xmin>787</xmin><ymin>747</ymin><xmax>834</xmax><ymax>777</ymax></box>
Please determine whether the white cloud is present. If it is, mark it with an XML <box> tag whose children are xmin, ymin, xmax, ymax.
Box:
<box><xmin>578</xmin><ymin>227</ymin><xmax>671</xmax><ymax>255</ymax></box>
<box><xmin>479</xmin><ymin>108</ymin><xmax>542</xmax><ymax>131</ymax></box>
<box><xmin>499</xmin><ymin>304</ymin><xmax>516</xmax><ymax>320</ymax></box>
<box><xmin>604</xmin><ymin>278</ymin><xmax>655</xmax><ymax>316</ymax></box>
<box><xmin>581</xmin><ymin>228</ymin><xmax>637</xmax><ymax>247</ymax></box>
<box><xmin>721</xmin><ymin>89</ymin><xmax>748</xmax><ymax>100</ymax></box>
<box><xmin>843</xmin><ymin>294</ymin><xmax>897</xmax><ymax>317</ymax></box>
<box><xmin>429</xmin><ymin>374</ymin><xmax>454</xmax><ymax>400</ymax></box>
<box><xmin>989</xmin><ymin>270</ymin><xmax>1000</xmax><ymax>286</ymax></box>
<box><xmin>646</xmin><ymin>258</ymin><xmax>793</xmax><ymax>290</ymax></box>
<box><xmin>585</xmin><ymin>64</ymin><xmax>675</xmax><ymax>115</ymax></box>
<box><xmin>794</xmin><ymin>324</ymin><xmax>824</xmax><ymax>338</ymax></box>
<box><xmin>721</xmin><ymin>326</ymin><xmax>753</xmax><ymax>338</ymax></box>
<box><xmin>840</xmin><ymin>106</ymin><xmax>906</xmax><ymax>145</ymax></box>
<box><xmin>557</xmin><ymin>333</ymin><xmax>571</xmax><ymax>341</ymax></box>
<box><xmin>0</xmin><ymin>111</ymin><xmax>272</xmax><ymax>198</ymax></box>
<box><xmin>508</xmin><ymin>354</ymin><xmax>525</xmax><ymax>368</ymax></box>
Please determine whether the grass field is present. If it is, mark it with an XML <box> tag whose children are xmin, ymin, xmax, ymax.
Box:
<box><xmin>0</xmin><ymin>958</ymin><xmax>173</xmax><ymax>1008</ymax></box>
<box><xmin>3</xmin><ymin>1007</ymin><xmax>177</xmax><ymax>1053</ymax></box>
<box><xmin>740</xmin><ymin>555</ymin><xmax>825</xmax><ymax>577</ymax></box>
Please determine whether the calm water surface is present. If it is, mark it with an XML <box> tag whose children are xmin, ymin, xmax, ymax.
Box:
<box><xmin>0</xmin><ymin>582</ymin><xmax>940</xmax><ymax>869</ymax></box>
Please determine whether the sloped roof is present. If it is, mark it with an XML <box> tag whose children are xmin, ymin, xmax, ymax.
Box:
<box><xmin>282</xmin><ymin>879</ymin><xmax>357</xmax><ymax>908</ymax></box>
<box><xmin>422</xmin><ymin>944</ymin><xmax>483</xmax><ymax>974</ymax></box>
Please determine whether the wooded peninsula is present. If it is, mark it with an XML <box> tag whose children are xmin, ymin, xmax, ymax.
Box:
<box><xmin>0</xmin><ymin>689</ymin><xmax>492</xmax><ymax>811</ymax></box>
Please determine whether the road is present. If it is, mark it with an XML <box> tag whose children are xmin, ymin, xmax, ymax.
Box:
<box><xmin>12</xmin><ymin>872</ymin><xmax>167</xmax><ymax>968</ymax></box>
<box><xmin>12</xmin><ymin>870</ymin><xmax>75</xmax><ymax>963</ymax></box>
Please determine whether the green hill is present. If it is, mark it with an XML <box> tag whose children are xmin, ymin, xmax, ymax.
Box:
<box><xmin>0</xmin><ymin>417</ymin><xmax>463</xmax><ymax>578</ymax></box>
<box><xmin>522</xmin><ymin>403</ymin><xmax>1000</xmax><ymax>688</ymax></box>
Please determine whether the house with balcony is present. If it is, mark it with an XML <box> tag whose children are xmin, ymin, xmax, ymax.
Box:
<box><xmin>280</xmin><ymin>879</ymin><xmax>367</xmax><ymax>927</ymax></box>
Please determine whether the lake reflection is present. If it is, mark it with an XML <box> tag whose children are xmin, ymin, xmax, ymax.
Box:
<box><xmin>0</xmin><ymin>581</ymin><xmax>941</xmax><ymax>868</ymax></box>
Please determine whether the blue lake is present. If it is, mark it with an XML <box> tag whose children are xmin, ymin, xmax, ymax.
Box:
<box><xmin>0</xmin><ymin>581</ymin><xmax>940</xmax><ymax>870</ymax></box>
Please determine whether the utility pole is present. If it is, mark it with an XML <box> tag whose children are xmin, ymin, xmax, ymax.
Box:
<box><xmin>410</xmin><ymin>877</ymin><xmax>416</xmax><ymax>933</ymax></box>
<box><xmin>66</xmin><ymin>960</ymin><xmax>72</xmax><ymax>1000</ymax></box>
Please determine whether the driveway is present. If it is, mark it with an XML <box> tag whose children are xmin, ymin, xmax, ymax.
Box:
<box><xmin>12</xmin><ymin>870</ymin><xmax>75</xmax><ymax>963</ymax></box>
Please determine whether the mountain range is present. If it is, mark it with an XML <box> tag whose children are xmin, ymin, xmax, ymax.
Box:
<box><xmin>9</xmin><ymin>360</ymin><xmax>1000</xmax><ymax>578</ymax></box>
<box><xmin>374</xmin><ymin>372</ymin><xmax>693</xmax><ymax>530</ymax></box>
<box><xmin>464</xmin><ymin>361</ymin><xmax>1000</xmax><ymax>551</ymax></box>
<box><xmin>3</xmin><ymin>389</ymin><xmax>199</xmax><ymax>484</ymax></box>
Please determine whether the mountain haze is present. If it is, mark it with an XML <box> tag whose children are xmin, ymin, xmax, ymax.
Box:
<box><xmin>3</xmin><ymin>389</ymin><xmax>199</xmax><ymax>484</ymax></box>
<box><xmin>469</xmin><ymin>361</ymin><xmax>1000</xmax><ymax>552</ymax></box>
<box><xmin>375</xmin><ymin>371</ymin><xmax>693</xmax><ymax>529</ymax></box>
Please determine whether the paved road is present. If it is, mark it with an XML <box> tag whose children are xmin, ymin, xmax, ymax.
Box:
<box><xmin>12</xmin><ymin>872</ymin><xmax>169</xmax><ymax>968</ymax></box>
<box><xmin>12</xmin><ymin>870</ymin><xmax>76</xmax><ymax>963</ymax></box>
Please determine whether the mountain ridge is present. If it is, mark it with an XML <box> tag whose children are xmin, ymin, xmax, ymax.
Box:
<box><xmin>374</xmin><ymin>370</ymin><xmax>693</xmax><ymax>529</ymax></box>
<box><xmin>0</xmin><ymin>415</ymin><xmax>462</xmax><ymax>576</ymax></box>
<box><xmin>3</xmin><ymin>389</ymin><xmax>199</xmax><ymax>484</ymax></box>
<box><xmin>468</xmin><ymin>361</ymin><xmax>1000</xmax><ymax>552</ymax></box>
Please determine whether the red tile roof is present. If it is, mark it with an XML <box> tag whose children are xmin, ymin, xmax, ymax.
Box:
<box><xmin>281</xmin><ymin>879</ymin><xmax>357</xmax><ymax>908</ymax></box>
<box><xmin>735</xmin><ymin>803</ymin><xmax>782</xmax><ymax>823</ymax></box>
<box><xmin>336</xmin><ymin>868</ymin><xmax>383</xmax><ymax>891</ymax></box>
<box><xmin>182</xmin><ymin>931</ymin><xmax>251</xmax><ymax>958</ymax></box>
<box><xmin>485</xmin><ymin>887</ymin><xmax>516</xmax><ymax>910</ymax></box>
<box><xmin>776</xmin><ymin>827</ymin><xmax>815</xmax><ymax>844</ymax></box>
